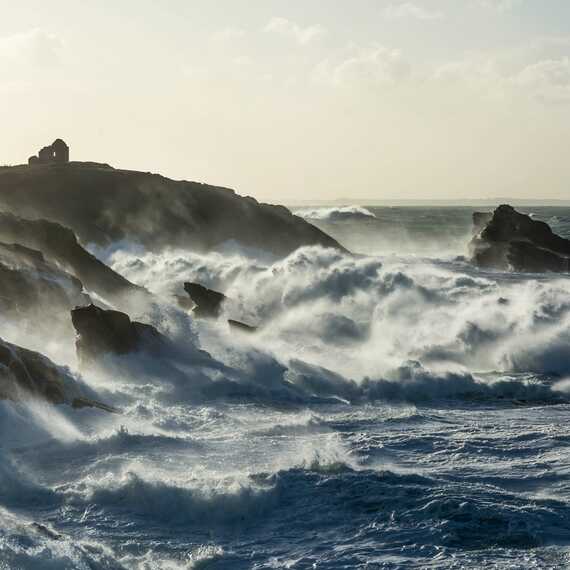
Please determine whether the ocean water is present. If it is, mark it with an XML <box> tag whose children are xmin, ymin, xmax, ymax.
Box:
<box><xmin>2</xmin><ymin>206</ymin><xmax>570</xmax><ymax>569</ymax></box>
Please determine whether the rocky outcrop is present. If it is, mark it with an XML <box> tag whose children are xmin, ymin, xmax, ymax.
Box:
<box><xmin>0</xmin><ymin>162</ymin><xmax>345</xmax><ymax>257</ymax></box>
<box><xmin>0</xmin><ymin>336</ymin><xmax>117</xmax><ymax>412</ymax></box>
<box><xmin>183</xmin><ymin>282</ymin><xmax>226</xmax><ymax>318</ymax></box>
<box><xmin>71</xmin><ymin>304</ymin><xmax>164</xmax><ymax>364</ymax></box>
<box><xmin>472</xmin><ymin>211</ymin><xmax>493</xmax><ymax>235</ymax></box>
<box><xmin>0</xmin><ymin>212</ymin><xmax>141</xmax><ymax>303</ymax></box>
<box><xmin>183</xmin><ymin>283</ymin><xmax>258</xmax><ymax>331</ymax></box>
<box><xmin>228</xmin><ymin>319</ymin><xmax>257</xmax><ymax>333</ymax></box>
<box><xmin>0</xmin><ymin>241</ymin><xmax>89</xmax><ymax>326</ymax></box>
<box><xmin>470</xmin><ymin>205</ymin><xmax>570</xmax><ymax>272</ymax></box>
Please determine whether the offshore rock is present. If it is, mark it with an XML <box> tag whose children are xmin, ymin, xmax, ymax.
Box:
<box><xmin>184</xmin><ymin>282</ymin><xmax>226</xmax><ymax>318</ymax></box>
<box><xmin>228</xmin><ymin>319</ymin><xmax>257</xmax><ymax>333</ymax></box>
<box><xmin>71</xmin><ymin>304</ymin><xmax>164</xmax><ymax>364</ymax></box>
<box><xmin>470</xmin><ymin>204</ymin><xmax>570</xmax><ymax>272</ymax></box>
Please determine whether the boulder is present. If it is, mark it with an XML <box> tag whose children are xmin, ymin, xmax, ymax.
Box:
<box><xmin>470</xmin><ymin>205</ymin><xmax>570</xmax><ymax>272</ymax></box>
<box><xmin>71</xmin><ymin>304</ymin><xmax>164</xmax><ymax>364</ymax></box>
<box><xmin>228</xmin><ymin>319</ymin><xmax>257</xmax><ymax>333</ymax></box>
<box><xmin>183</xmin><ymin>282</ymin><xmax>226</xmax><ymax>318</ymax></box>
<box><xmin>0</xmin><ymin>336</ymin><xmax>118</xmax><ymax>412</ymax></box>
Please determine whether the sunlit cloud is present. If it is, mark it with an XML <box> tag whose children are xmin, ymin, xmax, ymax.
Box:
<box><xmin>316</xmin><ymin>44</ymin><xmax>411</xmax><ymax>87</ymax></box>
<box><xmin>211</xmin><ymin>27</ymin><xmax>247</xmax><ymax>44</ymax></box>
<box><xmin>477</xmin><ymin>0</ymin><xmax>524</xmax><ymax>12</ymax></box>
<box><xmin>384</xmin><ymin>3</ymin><xmax>444</xmax><ymax>21</ymax></box>
<box><xmin>0</xmin><ymin>29</ymin><xmax>63</xmax><ymax>67</ymax></box>
<box><xmin>264</xmin><ymin>17</ymin><xmax>326</xmax><ymax>45</ymax></box>
<box><xmin>514</xmin><ymin>57</ymin><xmax>570</xmax><ymax>103</ymax></box>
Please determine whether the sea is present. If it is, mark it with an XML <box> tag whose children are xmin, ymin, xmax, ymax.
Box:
<box><xmin>2</xmin><ymin>205</ymin><xmax>570</xmax><ymax>569</ymax></box>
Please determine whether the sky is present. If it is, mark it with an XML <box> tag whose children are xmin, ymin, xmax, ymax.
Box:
<box><xmin>2</xmin><ymin>0</ymin><xmax>570</xmax><ymax>202</ymax></box>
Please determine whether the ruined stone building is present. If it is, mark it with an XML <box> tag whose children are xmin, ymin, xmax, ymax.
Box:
<box><xmin>28</xmin><ymin>139</ymin><xmax>70</xmax><ymax>165</ymax></box>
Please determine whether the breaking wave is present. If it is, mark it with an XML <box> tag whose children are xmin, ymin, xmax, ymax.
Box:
<box><xmin>294</xmin><ymin>205</ymin><xmax>377</xmax><ymax>222</ymax></box>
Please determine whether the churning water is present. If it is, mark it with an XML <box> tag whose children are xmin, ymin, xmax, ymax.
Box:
<box><xmin>2</xmin><ymin>206</ymin><xmax>570</xmax><ymax>569</ymax></box>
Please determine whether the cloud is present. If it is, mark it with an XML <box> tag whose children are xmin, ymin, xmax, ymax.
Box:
<box><xmin>211</xmin><ymin>27</ymin><xmax>246</xmax><ymax>44</ymax></box>
<box><xmin>264</xmin><ymin>17</ymin><xmax>326</xmax><ymax>45</ymax></box>
<box><xmin>514</xmin><ymin>57</ymin><xmax>570</xmax><ymax>103</ymax></box>
<box><xmin>317</xmin><ymin>44</ymin><xmax>411</xmax><ymax>87</ymax></box>
<box><xmin>384</xmin><ymin>3</ymin><xmax>444</xmax><ymax>21</ymax></box>
<box><xmin>433</xmin><ymin>57</ymin><xmax>502</xmax><ymax>86</ymax></box>
<box><xmin>476</xmin><ymin>0</ymin><xmax>524</xmax><ymax>12</ymax></box>
<box><xmin>0</xmin><ymin>29</ymin><xmax>63</xmax><ymax>67</ymax></box>
<box><xmin>434</xmin><ymin>43</ymin><xmax>570</xmax><ymax>105</ymax></box>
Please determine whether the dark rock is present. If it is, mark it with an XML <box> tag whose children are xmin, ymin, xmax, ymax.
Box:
<box><xmin>71</xmin><ymin>304</ymin><xmax>164</xmax><ymax>364</ymax></box>
<box><xmin>228</xmin><ymin>319</ymin><xmax>257</xmax><ymax>333</ymax></box>
<box><xmin>184</xmin><ymin>282</ymin><xmax>226</xmax><ymax>318</ymax></box>
<box><xmin>472</xmin><ymin>211</ymin><xmax>493</xmax><ymax>235</ymax></box>
<box><xmin>470</xmin><ymin>205</ymin><xmax>570</xmax><ymax>272</ymax></box>
<box><xmin>30</xmin><ymin>523</ymin><xmax>63</xmax><ymax>541</ymax></box>
<box><xmin>0</xmin><ymin>241</ymin><xmax>89</xmax><ymax>326</ymax></box>
<box><xmin>0</xmin><ymin>162</ymin><xmax>346</xmax><ymax>257</ymax></box>
<box><xmin>0</xmin><ymin>336</ymin><xmax>118</xmax><ymax>411</ymax></box>
<box><xmin>0</xmin><ymin>212</ymin><xmax>143</xmax><ymax>303</ymax></box>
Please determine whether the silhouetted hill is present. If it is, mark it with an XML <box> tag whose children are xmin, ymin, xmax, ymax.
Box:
<box><xmin>0</xmin><ymin>162</ymin><xmax>344</xmax><ymax>256</ymax></box>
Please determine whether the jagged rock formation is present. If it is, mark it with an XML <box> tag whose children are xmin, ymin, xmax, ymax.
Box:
<box><xmin>228</xmin><ymin>319</ymin><xmax>257</xmax><ymax>333</ymax></box>
<box><xmin>71</xmin><ymin>304</ymin><xmax>164</xmax><ymax>364</ymax></box>
<box><xmin>0</xmin><ymin>212</ymin><xmax>142</xmax><ymax>303</ymax></box>
<box><xmin>0</xmin><ymin>336</ymin><xmax>117</xmax><ymax>412</ymax></box>
<box><xmin>183</xmin><ymin>282</ymin><xmax>226</xmax><ymax>318</ymax></box>
<box><xmin>0</xmin><ymin>242</ymin><xmax>88</xmax><ymax>324</ymax></box>
<box><xmin>470</xmin><ymin>204</ymin><xmax>570</xmax><ymax>272</ymax></box>
<box><xmin>472</xmin><ymin>211</ymin><xmax>493</xmax><ymax>235</ymax></box>
<box><xmin>0</xmin><ymin>162</ymin><xmax>345</xmax><ymax>257</ymax></box>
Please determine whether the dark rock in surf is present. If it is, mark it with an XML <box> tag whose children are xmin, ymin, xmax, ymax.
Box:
<box><xmin>0</xmin><ymin>212</ymin><xmax>142</xmax><ymax>303</ymax></box>
<box><xmin>228</xmin><ymin>319</ymin><xmax>257</xmax><ymax>333</ymax></box>
<box><xmin>0</xmin><ymin>336</ymin><xmax>118</xmax><ymax>412</ymax></box>
<box><xmin>0</xmin><ymin>241</ymin><xmax>89</xmax><ymax>327</ymax></box>
<box><xmin>71</xmin><ymin>304</ymin><xmax>164</xmax><ymax>364</ymax></box>
<box><xmin>183</xmin><ymin>282</ymin><xmax>226</xmax><ymax>318</ymax></box>
<box><xmin>470</xmin><ymin>204</ymin><xmax>570</xmax><ymax>272</ymax></box>
<box><xmin>472</xmin><ymin>211</ymin><xmax>493</xmax><ymax>235</ymax></box>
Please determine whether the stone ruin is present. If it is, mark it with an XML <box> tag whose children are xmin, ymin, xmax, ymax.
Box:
<box><xmin>28</xmin><ymin>139</ymin><xmax>69</xmax><ymax>165</ymax></box>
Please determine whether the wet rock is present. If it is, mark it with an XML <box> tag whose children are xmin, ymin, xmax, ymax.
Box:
<box><xmin>0</xmin><ymin>212</ymin><xmax>142</xmax><ymax>303</ymax></box>
<box><xmin>470</xmin><ymin>204</ymin><xmax>570</xmax><ymax>272</ymax></box>
<box><xmin>0</xmin><ymin>336</ymin><xmax>117</xmax><ymax>411</ymax></box>
<box><xmin>30</xmin><ymin>523</ymin><xmax>63</xmax><ymax>541</ymax></box>
<box><xmin>71</xmin><ymin>304</ymin><xmax>164</xmax><ymax>364</ymax></box>
<box><xmin>0</xmin><ymin>241</ymin><xmax>89</xmax><ymax>327</ymax></box>
<box><xmin>183</xmin><ymin>282</ymin><xmax>226</xmax><ymax>318</ymax></box>
<box><xmin>228</xmin><ymin>319</ymin><xmax>257</xmax><ymax>333</ymax></box>
<box><xmin>472</xmin><ymin>211</ymin><xmax>493</xmax><ymax>235</ymax></box>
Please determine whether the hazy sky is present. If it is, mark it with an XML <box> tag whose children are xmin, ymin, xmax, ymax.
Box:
<box><xmin>2</xmin><ymin>0</ymin><xmax>570</xmax><ymax>202</ymax></box>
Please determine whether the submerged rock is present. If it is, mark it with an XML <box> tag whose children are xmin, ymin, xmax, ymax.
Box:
<box><xmin>0</xmin><ymin>336</ymin><xmax>117</xmax><ymax>412</ymax></box>
<box><xmin>470</xmin><ymin>205</ymin><xmax>570</xmax><ymax>272</ymax></box>
<box><xmin>71</xmin><ymin>304</ymin><xmax>164</xmax><ymax>364</ymax></box>
<box><xmin>183</xmin><ymin>282</ymin><xmax>226</xmax><ymax>318</ymax></box>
